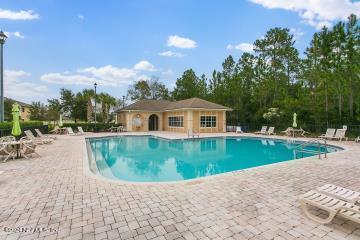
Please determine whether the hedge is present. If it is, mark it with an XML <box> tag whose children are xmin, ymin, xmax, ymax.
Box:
<box><xmin>0</xmin><ymin>121</ymin><xmax>44</xmax><ymax>130</ymax></box>
<box><xmin>0</xmin><ymin>121</ymin><xmax>47</xmax><ymax>137</ymax></box>
<box><xmin>61</xmin><ymin>123</ymin><xmax>122</xmax><ymax>132</ymax></box>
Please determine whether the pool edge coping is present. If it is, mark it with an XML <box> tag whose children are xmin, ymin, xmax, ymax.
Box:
<box><xmin>82</xmin><ymin>134</ymin><xmax>348</xmax><ymax>186</ymax></box>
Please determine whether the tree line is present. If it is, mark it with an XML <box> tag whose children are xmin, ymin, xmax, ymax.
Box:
<box><xmin>128</xmin><ymin>15</ymin><xmax>359</xmax><ymax>128</ymax></box>
<box><xmin>26</xmin><ymin>89</ymin><xmax>121</xmax><ymax>123</ymax></box>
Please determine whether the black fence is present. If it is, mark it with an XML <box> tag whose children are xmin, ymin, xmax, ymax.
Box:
<box><xmin>0</xmin><ymin>125</ymin><xmax>49</xmax><ymax>138</ymax></box>
<box><xmin>226</xmin><ymin>122</ymin><xmax>360</xmax><ymax>137</ymax></box>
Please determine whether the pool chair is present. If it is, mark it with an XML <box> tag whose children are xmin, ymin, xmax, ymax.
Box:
<box><xmin>188</xmin><ymin>129</ymin><xmax>199</xmax><ymax>138</ymax></box>
<box><xmin>356</xmin><ymin>136</ymin><xmax>360</xmax><ymax>142</ymax></box>
<box><xmin>236</xmin><ymin>126</ymin><xmax>243</xmax><ymax>133</ymax></box>
<box><xmin>255</xmin><ymin>126</ymin><xmax>268</xmax><ymax>135</ymax></box>
<box><xmin>0</xmin><ymin>136</ymin><xmax>16</xmax><ymax>162</ymax></box>
<box><xmin>281</xmin><ymin>127</ymin><xmax>293</xmax><ymax>137</ymax></box>
<box><xmin>300</xmin><ymin>190</ymin><xmax>360</xmax><ymax>224</ymax></box>
<box><xmin>67</xmin><ymin>127</ymin><xmax>76</xmax><ymax>136</ymax></box>
<box><xmin>77</xmin><ymin>126</ymin><xmax>85</xmax><ymax>135</ymax></box>
<box><xmin>24</xmin><ymin>130</ymin><xmax>51</xmax><ymax>144</ymax></box>
<box><xmin>35</xmin><ymin>128</ymin><xmax>56</xmax><ymax>140</ymax></box>
<box><xmin>330</xmin><ymin>129</ymin><xmax>348</xmax><ymax>141</ymax></box>
<box><xmin>266</xmin><ymin>127</ymin><xmax>275</xmax><ymax>135</ymax></box>
<box><xmin>20</xmin><ymin>137</ymin><xmax>40</xmax><ymax>158</ymax></box>
<box><xmin>317</xmin><ymin>184</ymin><xmax>360</xmax><ymax>204</ymax></box>
<box><xmin>50</xmin><ymin>126</ymin><xmax>60</xmax><ymax>134</ymax></box>
<box><xmin>318</xmin><ymin>128</ymin><xmax>336</xmax><ymax>140</ymax></box>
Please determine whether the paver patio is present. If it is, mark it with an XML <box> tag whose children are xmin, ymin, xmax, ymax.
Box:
<box><xmin>0</xmin><ymin>132</ymin><xmax>359</xmax><ymax>240</ymax></box>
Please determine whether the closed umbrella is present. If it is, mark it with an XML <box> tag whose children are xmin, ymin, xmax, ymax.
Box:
<box><xmin>11</xmin><ymin>103</ymin><xmax>22</xmax><ymax>137</ymax></box>
<box><xmin>59</xmin><ymin>114</ymin><xmax>63</xmax><ymax>127</ymax></box>
<box><xmin>292</xmin><ymin>113</ymin><xmax>298</xmax><ymax>128</ymax></box>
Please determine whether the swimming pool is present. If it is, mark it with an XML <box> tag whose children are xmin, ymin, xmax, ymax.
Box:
<box><xmin>86</xmin><ymin>136</ymin><xmax>340</xmax><ymax>182</ymax></box>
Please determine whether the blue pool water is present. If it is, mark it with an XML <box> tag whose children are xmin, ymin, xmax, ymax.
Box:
<box><xmin>87</xmin><ymin>136</ymin><xmax>339</xmax><ymax>182</ymax></box>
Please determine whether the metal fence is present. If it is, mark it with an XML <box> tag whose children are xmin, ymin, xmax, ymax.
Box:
<box><xmin>0</xmin><ymin>125</ymin><xmax>49</xmax><ymax>138</ymax></box>
<box><xmin>226</xmin><ymin>122</ymin><xmax>360</xmax><ymax>136</ymax></box>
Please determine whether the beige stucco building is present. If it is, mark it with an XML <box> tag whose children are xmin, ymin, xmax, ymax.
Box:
<box><xmin>5</xmin><ymin>97</ymin><xmax>31</xmax><ymax>121</ymax></box>
<box><xmin>116</xmin><ymin>98</ymin><xmax>231</xmax><ymax>133</ymax></box>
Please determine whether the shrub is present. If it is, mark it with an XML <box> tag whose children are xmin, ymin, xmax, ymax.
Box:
<box><xmin>0</xmin><ymin>121</ymin><xmax>47</xmax><ymax>137</ymax></box>
<box><xmin>0</xmin><ymin>121</ymin><xmax>44</xmax><ymax>130</ymax></box>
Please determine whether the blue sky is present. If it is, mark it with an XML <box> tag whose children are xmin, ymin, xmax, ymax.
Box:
<box><xmin>1</xmin><ymin>0</ymin><xmax>359</xmax><ymax>103</ymax></box>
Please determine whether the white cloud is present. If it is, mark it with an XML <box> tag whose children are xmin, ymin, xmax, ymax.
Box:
<box><xmin>290</xmin><ymin>28</ymin><xmax>304</xmax><ymax>40</ymax></box>
<box><xmin>158</xmin><ymin>51</ymin><xmax>185</xmax><ymax>58</ymax></box>
<box><xmin>41</xmin><ymin>73</ymin><xmax>100</xmax><ymax>86</ymax></box>
<box><xmin>167</xmin><ymin>35</ymin><xmax>197</xmax><ymax>49</ymax></box>
<box><xmin>249</xmin><ymin>0</ymin><xmax>360</xmax><ymax>29</ymax></box>
<box><xmin>133</xmin><ymin>60</ymin><xmax>156</xmax><ymax>72</ymax></box>
<box><xmin>5</xmin><ymin>70</ymin><xmax>48</xmax><ymax>99</ymax></box>
<box><xmin>0</xmin><ymin>9</ymin><xmax>39</xmax><ymax>20</ymax></box>
<box><xmin>80</xmin><ymin>65</ymin><xmax>137</xmax><ymax>85</ymax></box>
<box><xmin>40</xmin><ymin>61</ymin><xmax>157</xmax><ymax>87</ymax></box>
<box><xmin>78</xmin><ymin>15</ymin><xmax>85</xmax><ymax>20</ymax></box>
<box><xmin>227</xmin><ymin>43</ymin><xmax>254</xmax><ymax>53</ymax></box>
<box><xmin>4</xmin><ymin>31</ymin><xmax>24</xmax><ymax>39</ymax></box>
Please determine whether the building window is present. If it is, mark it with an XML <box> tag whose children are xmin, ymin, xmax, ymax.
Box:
<box><xmin>200</xmin><ymin>116</ymin><xmax>216</xmax><ymax>128</ymax></box>
<box><xmin>168</xmin><ymin>116</ymin><xmax>183</xmax><ymax>127</ymax></box>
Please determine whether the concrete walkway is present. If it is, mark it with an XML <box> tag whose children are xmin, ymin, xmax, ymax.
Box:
<box><xmin>0</xmin><ymin>132</ymin><xmax>359</xmax><ymax>240</ymax></box>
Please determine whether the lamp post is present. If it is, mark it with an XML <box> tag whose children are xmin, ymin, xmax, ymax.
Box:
<box><xmin>0</xmin><ymin>31</ymin><xmax>7</xmax><ymax>122</ymax></box>
<box><xmin>94</xmin><ymin>82</ymin><xmax>97</xmax><ymax>123</ymax></box>
<box><xmin>122</xmin><ymin>95</ymin><xmax>125</xmax><ymax>108</ymax></box>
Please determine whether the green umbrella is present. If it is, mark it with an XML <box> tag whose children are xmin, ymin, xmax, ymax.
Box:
<box><xmin>59</xmin><ymin>114</ymin><xmax>63</xmax><ymax>127</ymax></box>
<box><xmin>292</xmin><ymin>113</ymin><xmax>298</xmax><ymax>128</ymax></box>
<box><xmin>11</xmin><ymin>103</ymin><xmax>22</xmax><ymax>137</ymax></box>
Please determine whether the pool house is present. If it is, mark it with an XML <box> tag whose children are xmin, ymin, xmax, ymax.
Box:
<box><xmin>116</xmin><ymin>97</ymin><xmax>232</xmax><ymax>133</ymax></box>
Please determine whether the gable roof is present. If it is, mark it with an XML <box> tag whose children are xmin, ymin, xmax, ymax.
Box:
<box><xmin>165</xmin><ymin>98</ymin><xmax>230</xmax><ymax>110</ymax></box>
<box><xmin>4</xmin><ymin>97</ymin><xmax>31</xmax><ymax>107</ymax></box>
<box><xmin>121</xmin><ymin>99</ymin><xmax>172</xmax><ymax>111</ymax></box>
<box><xmin>119</xmin><ymin>97</ymin><xmax>231</xmax><ymax>112</ymax></box>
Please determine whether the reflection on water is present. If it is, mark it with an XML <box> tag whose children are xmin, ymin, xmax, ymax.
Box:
<box><xmin>88</xmin><ymin>136</ymin><xmax>338</xmax><ymax>182</ymax></box>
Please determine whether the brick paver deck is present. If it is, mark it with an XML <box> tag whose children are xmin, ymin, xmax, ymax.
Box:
<box><xmin>0</xmin><ymin>132</ymin><xmax>359</xmax><ymax>240</ymax></box>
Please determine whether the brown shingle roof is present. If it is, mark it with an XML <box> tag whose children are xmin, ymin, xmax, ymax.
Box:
<box><xmin>119</xmin><ymin>97</ymin><xmax>231</xmax><ymax>112</ymax></box>
<box><xmin>121</xmin><ymin>99</ymin><xmax>172</xmax><ymax>111</ymax></box>
<box><xmin>165</xmin><ymin>98</ymin><xmax>230</xmax><ymax>110</ymax></box>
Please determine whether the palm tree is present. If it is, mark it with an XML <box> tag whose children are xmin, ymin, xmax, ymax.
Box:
<box><xmin>82</xmin><ymin>89</ymin><xmax>96</xmax><ymax>122</ymax></box>
<box><xmin>98</xmin><ymin>93</ymin><xmax>117</xmax><ymax>123</ymax></box>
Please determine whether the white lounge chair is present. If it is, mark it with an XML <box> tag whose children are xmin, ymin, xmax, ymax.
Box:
<box><xmin>24</xmin><ymin>130</ymin><xmax>51</xmax><ymax>144</ymax></box>
<box><xmin>35</xmin><ymin>128</ymin><xmax>56</xmax><ymax>140</ymax></box>
<box><xmin>255</xmin><ymin>126</ymin><xmax>267</xmax><ymax>135</ymax></box>
<box><xmin>236</xmin><ymin>126</ymin><xmax>243</xmax><ymax>133</ymax></box>
<box><xmin>318</xmin><ymin>128</ymin><xmax>336</xmax><ymax>139</ymax></box>
<box><xmin>330</xmin><ymin>129</ymin><xmax>347</xmax><ymax>141</ymax></box>
<box><xmin>77</xmin><ymin>126</ymin><xmax>85</xmax><ymax>135</ymax></box>
<box><xmin>356</xmin><ymin>136</ymin><xmax>360</xmax><ymax>142</ymax></box>
<box><xmin>67</xmin><ymin>127</ymin><xmax>76</xmax><ymax>136</ymax></box>
<box><xmin>317</xmin><ymin>184</ymin><xmax>360</xmax><ymax>204</ymax></box>
<box><xmin>300</xmin><ymin>190</ymin><xmax>360</xmax><ymax>224</ymax></box>
<box><xmin>266</xmin><ymin>127</ymin><xmax>275</xmax><ymax>135</ymax></box>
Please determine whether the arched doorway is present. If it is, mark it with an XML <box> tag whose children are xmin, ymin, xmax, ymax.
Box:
<box><xmin>148</xmin><ymin>114</ymin><xmax>159</xmax><ymax>131</ymax></box>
